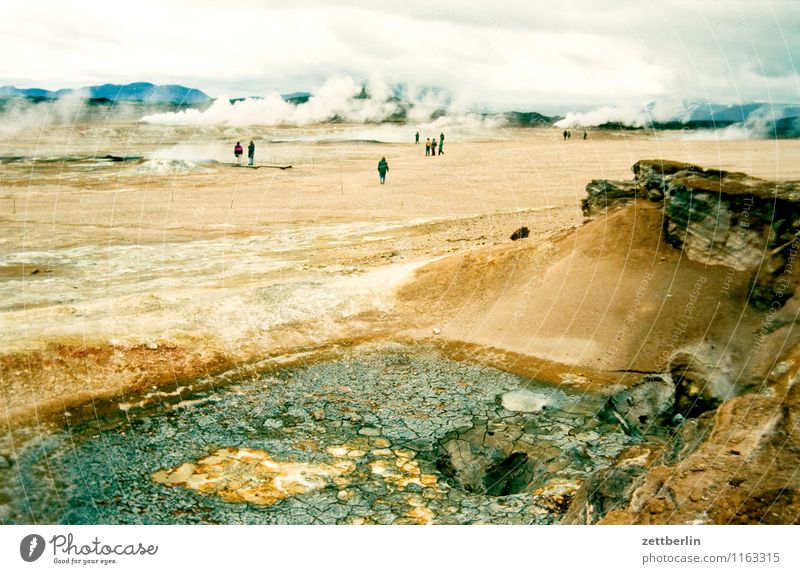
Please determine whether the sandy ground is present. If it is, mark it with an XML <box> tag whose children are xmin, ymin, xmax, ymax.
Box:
<box><xmin>2</xmin><ymin>123</ymin><xmax>800</xmax><ymax>427</ymax></box>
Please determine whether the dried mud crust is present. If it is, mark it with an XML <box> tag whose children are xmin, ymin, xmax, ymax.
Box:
<box><xmin>1</xmin><ymin>346</ymin><xmax>643</xmax><ymax>525</ymax></box>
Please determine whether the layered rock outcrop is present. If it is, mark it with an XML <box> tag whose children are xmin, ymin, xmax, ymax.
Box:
<box><xmin>584</xmin><ymin>159</ymin><xmax>800</xmax><ymax>309</ymax></box>
<box><xmin>567</xmin><ymin>161</ymin><xmax>800</xmax><ymax>524</ymax></box>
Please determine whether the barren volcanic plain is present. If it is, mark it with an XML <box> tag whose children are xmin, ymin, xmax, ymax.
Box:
<box><xmin>2</xmin><ymin>123</ymin><xmax>799</xmax><ymax>524</ymax></box>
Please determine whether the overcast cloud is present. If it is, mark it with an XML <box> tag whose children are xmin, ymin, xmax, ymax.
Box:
<box><xmin>0</xmin><ymin>0</ymin><xmax>798</xmax><ymax>110</ymax></box>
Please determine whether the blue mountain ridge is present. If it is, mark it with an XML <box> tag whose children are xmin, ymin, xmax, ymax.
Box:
<box><xmin>0</xmin><ymin>82</ymin><xmax>211</xmax><ymax>104</ymax></box>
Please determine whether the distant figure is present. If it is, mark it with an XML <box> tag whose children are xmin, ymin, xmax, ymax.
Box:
<box><xmin>415</xmin><ymin>131</ymin><xmax>420</xmax><ymax>144</ymax></box>
<box><xmin>431</xmin><ymin>139</ymin><xmax>437</xmax><ymax>156</ymax></box>
<box><xmin>377</xmin><ymin>157</ymin><xmax>389</xmax><ymax>184</ymax></box>
<box><xmin>247</xmin><ymin>140</ymin><xmax>255</xmax><ymax>166</ymax></box>
<box><xmin>583</xmin><ymin>131</ymin><xmax>587</xmax><ymax>140</ymax></box>
<box><xmin>567</xmin><ymin>130</ymin><xmax>571</xmax><ymax>140</ymax></box>
<box><xmin>425</xmin><ymin>138</ymin><xmax>431</xmax><ymax>156</ymax></box>
<box><xmin>234</xmin><ymin>141</ymin><xmax>243</xmax><ymax>164</ymax></box>
<box><xmin>563</xmin><ymin>130</ymin><xmax>568</xmax><ymax>141</ymax></box>
<box><xmin>439</xmin><ymin>132</ymin><xmax>445</xmax><ymax>155</ymax></box>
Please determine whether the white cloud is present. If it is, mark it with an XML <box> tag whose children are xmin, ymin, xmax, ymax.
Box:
<box><xmin>0</xmin><ymin>0</ymin><xmax>798</xmax><ymax>109</ymax></box>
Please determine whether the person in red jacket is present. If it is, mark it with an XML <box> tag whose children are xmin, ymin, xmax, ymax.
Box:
<box><xmin>234</xmin><ymin>142</ymin><xmax>243</xmax><ymax>164</ymax></box>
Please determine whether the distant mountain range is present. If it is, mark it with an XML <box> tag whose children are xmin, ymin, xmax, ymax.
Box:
<box><xmin>681</xmin><ymin>101</ymin><xmax>800</xmax><ymax>123</ymax></box>
<box><xmin>0</xmin><ymin>82</ymin><xmax>212</xmax><ymax>104</ymax></box>
<box><xmin>0</xmin><ymin>82</ymin><xmax>318</xmax><ymax>108</ymax></box>
<box><xmin>1</xmin><ymin>81</ymin><xmax>797</xmax><ymax>136</ymax></box>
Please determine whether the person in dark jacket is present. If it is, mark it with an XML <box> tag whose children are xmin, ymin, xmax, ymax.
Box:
<box><xmin>234</xmin><ymin>142</ymin><xmax>243</xmax><ymax>164</ymax></box>
<box><xmin>247</xmin><ymin>140</ymin><xmax>255</xmax><ymax>165</ymax></box>
<box><xmin>439</xmin><ymin>132</ymin><xmax>444</xmax><ymax>155</ymax></box>
<box><xmin>415</xmin><ymin>131</ymin><xmax>420</xmax><ymax>144</ymax></box>
<box><xmin>377</xmin><ymin>157</ymin><xmax>389</xmax><ymax>184</ymax></box>
<box><xmin>431</xmin><ymin>138</ymin><xmax>437</xmax><ymax>156</ymax></box>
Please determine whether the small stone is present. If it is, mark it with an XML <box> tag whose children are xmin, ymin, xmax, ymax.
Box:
<box><xmin>145</xmin><ymin>341</ymin><xmax>158</xmax><ymax>350</ymax></box>
<box><xmin>510</xmin><ymin>226</ymin><xmax>530</xmax><ymax>241</ymax></box>
<box><xmin>337</xmin><ymin>490</ymin><xmax>355</xmax><ymax>502</ymax></box>
<box><xmin>432</xmin><ymin>327</ymin><xmax>441</xmax><ymax>335</ymax></box>
<box><xmin>358</xmin><ymin>426</ymin><xmax>382</xmax><ymax>437</ymax></box>
<box><xmin>311</xmin><ymin>408</ymin><xmax>325</xmax><ymax>421</ymax></box>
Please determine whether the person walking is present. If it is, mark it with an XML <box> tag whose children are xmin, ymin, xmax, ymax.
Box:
<box><xmin>234</xmin><ymin>141</ymin><xmax>243</xmax><ymax>164</ymax></box>
<box><xmin>425</xmin><ymin>138</ymin><xmax>431</xmax><ymax>156</ymax></box>
<box><xmin>377</xmin><ymin>157</ymin><xmax>389</xmax><ymax>184</ymax></box>
<box><xmin>563</xmin><ymin>130</ymin><xmax>568</xmax><ymax>141</ymax></box>
<box><xmin>431</xmin><ymin>138</ymin><xmax>437</xmax><ymax>156</ymax></box>
<box><xmin>415</xmin><ymin>131</ymin><xmax>420</xmax><ymax>144</ymax></box>
<box><xmin>439</xmin><ymin>132</ymin><xmax>445</xmax><ymax>155</ymax></box>
<box><xmin>583</xmin><ymin>131</ymin><xmax>587</xmax><ymax>140</ymax></box>
<box><xmin>247</xmin><ymin>140</ymin><xmax>255</xmax><ymax>166</ymax></box>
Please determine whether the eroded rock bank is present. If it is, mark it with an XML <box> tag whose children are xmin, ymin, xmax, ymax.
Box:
<box><xmin>568</xmin><ymin>160</ymin><xmax>800</xmax><ymax>524</ymax></box>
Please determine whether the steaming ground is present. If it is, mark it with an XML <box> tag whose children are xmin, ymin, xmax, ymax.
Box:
<box><xmin>2</xmin><ymin>122</ymin><xmax>800</xmax><ymax>428</ymax></box>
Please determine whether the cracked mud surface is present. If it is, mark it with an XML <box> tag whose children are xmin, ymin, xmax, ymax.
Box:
<box><xmin>2</xmin><ymin>345</ymin><xmax>638</xmax><ymax>524</ymax></box>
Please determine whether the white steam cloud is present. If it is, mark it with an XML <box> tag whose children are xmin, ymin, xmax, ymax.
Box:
<box><xmin>554</xmin><ymin>100</ymin><xmax>688</xmax><ymax>128</ymax></box>
<box><xmin>0</xmin><ymin>92</ymin><xmax>143</xmax><ymax>137</ymax></box>
<box><xmin>0</xmin><ymin>92</ymin><xmax>87</xmax><ymax>136</ymax></box>
<box><xmin>141</xmin><ymin>76</ymin><xmax>456</xmax><ymax>127</ymax></box>
<box><xmin>681</xmin><ymin>107</ymin><xmax>783</xmax><ymax>141</ymax></box>
<box><xmin>555</xmin><ymin>100</ymin><xmax>799</xmax><ymax>140</ymax></box>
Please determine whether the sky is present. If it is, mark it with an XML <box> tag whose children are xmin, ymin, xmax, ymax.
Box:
<box><xmin>0</xmin><ymin>0</ymin><xmax>798</xmax><ymax>110</ymax></box>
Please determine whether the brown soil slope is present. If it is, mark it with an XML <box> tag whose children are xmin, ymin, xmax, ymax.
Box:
<box><xmin>398</xmin><ymin>200</ymin><xmax>761</xmax><ymax>374</ymax></box>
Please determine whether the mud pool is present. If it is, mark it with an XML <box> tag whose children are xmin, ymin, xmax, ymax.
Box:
<box><xmin>1</xmin><ymin>346</ymin><xmax>640</xmax><ymax>524</ymax></box>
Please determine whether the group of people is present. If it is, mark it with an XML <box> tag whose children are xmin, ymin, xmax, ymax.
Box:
<box><xmin>233</xmin><ymin>140</ymin><xmax>256</xmax><ymax>165</ymax></box>
<box><xmin>376</xmin><ymin>130</ymin><xmax>447</xmax><ymax>184</ymax></box>
<box><xmin>236</xmin><ymin>126</ymin><xmax>586</xmax><ymax>187</ymax></box>
<box><xmin>234</xmin><ymin>132</ymin><xmax>449</xmax><ymax>184</ymax></box>
<box><xmin>562</xmin><ymin>130</ymin><xmax>588</xmax><ymax>141</ymax></box>
<box><xmin>416</xmin><ymin>131</ymin><xmax>445</xmax><ymax>156</ymax></box>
